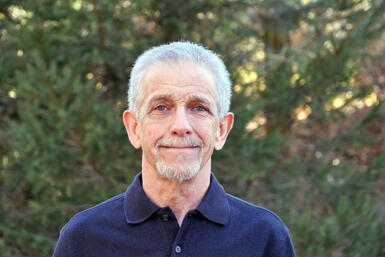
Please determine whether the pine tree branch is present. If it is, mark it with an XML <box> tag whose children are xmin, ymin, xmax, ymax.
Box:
<box><xmin>90</xmin><ymin>0</ymin><xmax>106</xmax><ymax>50</ymax></box>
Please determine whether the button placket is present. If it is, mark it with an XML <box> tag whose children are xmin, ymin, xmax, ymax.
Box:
<box><xmin>170</xmin><ymin>211</ymin><xmax>197</xmax><ymax>256</ymax></box>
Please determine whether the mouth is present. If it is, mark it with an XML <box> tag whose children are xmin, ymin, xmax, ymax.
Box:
<box><xmin>156</xmin><ymin>138</ymin><xmax>203</xmax><ymax>153</ymax></box>
<box><xmin>159</xmin><ymin>145</ymin><xmax>200</xmax><ymax>150</ymax></box>
<box><xmin>158</xmin><ymin>145</ymin><xmax>201</xmax><ymax>154</ymax></box>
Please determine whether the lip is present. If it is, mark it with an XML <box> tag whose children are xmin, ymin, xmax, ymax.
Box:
<box><xmin>159</xmin><ymin>146</ymin><xmax>200</xmax><ymax>151</ymax></box>
<box><xmin>160</xmin><ymin>146</ymin><xmax>199</xmax><ymax>149</ymax></box>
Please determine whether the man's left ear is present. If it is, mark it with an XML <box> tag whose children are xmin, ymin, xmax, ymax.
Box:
<box><xmin>214</xmin><ymin>112</ymin><xmax>234</xmax><ymax>150</ymax></box>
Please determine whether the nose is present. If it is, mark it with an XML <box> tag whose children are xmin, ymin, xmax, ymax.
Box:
<box><xmin>170</xmin><ymin>108</ymin><xmax>192</xmax><ymax>137</ymax></box>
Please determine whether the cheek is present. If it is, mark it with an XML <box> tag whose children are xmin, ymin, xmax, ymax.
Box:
<box><xmin>141</xmin><ymin>121</ymin><xmax>165</xmax><ymax>143</ymax></box>
<box><xmin>195</xmin><ymin>121</ymin><xmax>218</xmax><ymax>143</ymax></box>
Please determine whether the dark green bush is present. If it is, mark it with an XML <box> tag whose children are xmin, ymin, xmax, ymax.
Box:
<box><xmin>1</xmin><ymin>0</ymin><xmax>384</xmax><ymax>256</ymax></box>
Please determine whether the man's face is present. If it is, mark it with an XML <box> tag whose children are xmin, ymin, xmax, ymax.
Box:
<box><xmin>133</xmin><ymin>62</ymin><xmax>223</xmax><ymax>182</ymax></box>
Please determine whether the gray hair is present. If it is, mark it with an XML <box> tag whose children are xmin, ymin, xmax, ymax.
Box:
<box><xmin>128</xmin><ymin>41</ymin><xmax>232</xmax><ymax>119</ymax></box>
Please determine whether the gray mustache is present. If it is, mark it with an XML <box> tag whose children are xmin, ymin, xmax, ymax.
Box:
<box><xmin>156</xmin><ymin>137</ymin><xmax>203</xmax><ymax>148</ymax></box>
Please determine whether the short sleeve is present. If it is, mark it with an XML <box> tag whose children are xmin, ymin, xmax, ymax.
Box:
<box><xmin>273</xmin><ymin>230</ymin><xmax>296</xmax><ymax>257</ymax></box>
<box><xmin>52</xmin><ymin>222</ymin><xmax>83</xmax><ymax>257</ymax></box>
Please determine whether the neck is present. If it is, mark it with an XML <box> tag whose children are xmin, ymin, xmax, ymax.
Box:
<box><xmin>142</xmin><ymin>160</ymin><xmax>211</xmax><ymax>226</ymax></box>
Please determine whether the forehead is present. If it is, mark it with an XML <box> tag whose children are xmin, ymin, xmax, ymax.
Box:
<box><xmin>140</xmin><ymin>62</ymin><xmax>218</xmax><ymax>103</ymax></box>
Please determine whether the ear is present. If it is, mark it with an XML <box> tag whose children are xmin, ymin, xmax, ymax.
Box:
<box><xmin>214</xmin><ymin>112</ymin><xmax>234</xmax><ymax>150</ymax></box>
<box><xmin>123</xmin><ymin>110</ymin><xmax>141</xmax><ymax>149</ymax></box>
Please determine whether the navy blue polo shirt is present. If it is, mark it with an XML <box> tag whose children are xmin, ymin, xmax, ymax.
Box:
<box><xmin>53</xmin><ymin>173</ymin><xmax>295</xmax><ymax>257</ymax></box>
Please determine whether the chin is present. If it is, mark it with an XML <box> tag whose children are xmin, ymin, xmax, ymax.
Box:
<box><xmin>156</xmin><ymin>161</ymin><xmax>201</xmax><ymax>183</ymax></box>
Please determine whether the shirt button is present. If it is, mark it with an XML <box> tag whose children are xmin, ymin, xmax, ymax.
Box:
<box><xmin>161</xmin><ymin>214</ymin><xmax>169</xmax><ymax>221</ymax></box>
<box><xmin>175</xmin><ymin>245</ymin><xmax>182</xmax><ymax>253</ymax></box>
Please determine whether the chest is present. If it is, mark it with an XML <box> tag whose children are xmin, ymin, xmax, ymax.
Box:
<box><xmin>82</xmin><ymin>212</ymin><xmax>274</xmax><ymax>257</ymax></box>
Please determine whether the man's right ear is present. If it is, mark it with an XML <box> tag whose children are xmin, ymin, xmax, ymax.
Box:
<box><xmin>123</xmin><ymin>110</ymin><xmax>141</xmax><ymax>149</ymax></box>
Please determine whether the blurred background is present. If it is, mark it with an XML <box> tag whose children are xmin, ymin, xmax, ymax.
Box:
<box><xmin>1</xmin><ymin>0</ymin><xmax>385</xmax><ymax>256</ymax></box>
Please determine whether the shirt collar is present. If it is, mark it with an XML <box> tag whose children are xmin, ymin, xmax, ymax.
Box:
<box><xmin>124</xmin><ymin>172</ymin><xmax>230</xmax><ymax>226</ymax></box>
<box><xmin>196</xmin><ymin>173</ymin><xmax>230</xmax><ymax>226</ymax></box>
<box><xmin>124</xmin><ymin>173</ymin><xmax>160</xmax><ymax>224</ymax></box>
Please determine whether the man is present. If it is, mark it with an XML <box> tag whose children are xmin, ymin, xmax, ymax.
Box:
<box><xmin>53</xmin><ymin>41</ymin><xmax>296</xmax><ymax>257</ymax></box>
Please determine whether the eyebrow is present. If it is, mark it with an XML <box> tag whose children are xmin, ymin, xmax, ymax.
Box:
<box><xmin>147</xmin><ymin>94</ymin><xmax>173</xmax><ymax>104</ymax></box>
<box><xmin>145</xmin><ymin>94</ymin><xmax>212</xmax><ymax>106</ymax></box>
<box><xmin>189</xmin><ymin>96</ymin><xmax>211</xmax><ymax>106</ymax></box>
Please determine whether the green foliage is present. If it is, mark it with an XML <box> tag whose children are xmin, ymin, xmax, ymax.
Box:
<box><xmin>1</xmin><ymin>0</ymin><xmax>385</xmax><ymax>256</ymax></box>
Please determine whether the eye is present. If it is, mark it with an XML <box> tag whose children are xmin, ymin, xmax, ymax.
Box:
<box><xmin>192</xmin><ymin>105</ymin><xmax>207</xmax><ymax>112</ymax></box>
<box><xmin>155</xmin><ymin>105</ymin><xmax>168</xmax><ymax>111</ymax></box>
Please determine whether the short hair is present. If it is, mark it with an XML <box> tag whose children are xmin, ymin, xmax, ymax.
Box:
<box><xmin>128</xmin><ymin>41</ymin><xmax>232</xmax><ymax>119</ymax></box>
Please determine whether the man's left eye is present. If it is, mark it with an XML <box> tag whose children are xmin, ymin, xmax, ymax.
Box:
<box><xmin>193</xmin><ymin>106</ymin><xmax>207</xmax><ymax>112</ymax></box>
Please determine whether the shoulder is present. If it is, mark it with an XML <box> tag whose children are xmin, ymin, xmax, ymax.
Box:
<box><xmin>226</xmin><ymin>194</ymin><xmax>296</xmax><ymax>256</ymax></box>
<box><xmin>226</xmin><ymin>193</ymin><xmax>288</xmax><ymax>231</ymax></box>
<box><xmin>63</xmin><ymin>193</ymin><xmax>125</xmax><ymax>233</ymax></box>
<box><xmin>54</xmin><ymin>193</ymin><xmax>125</xmax><ymax>255</ymax></box>
<box><xmin>53</xmin><ymin>194</ymin><xmax>125</xmax><ymax>256</ymax></box>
